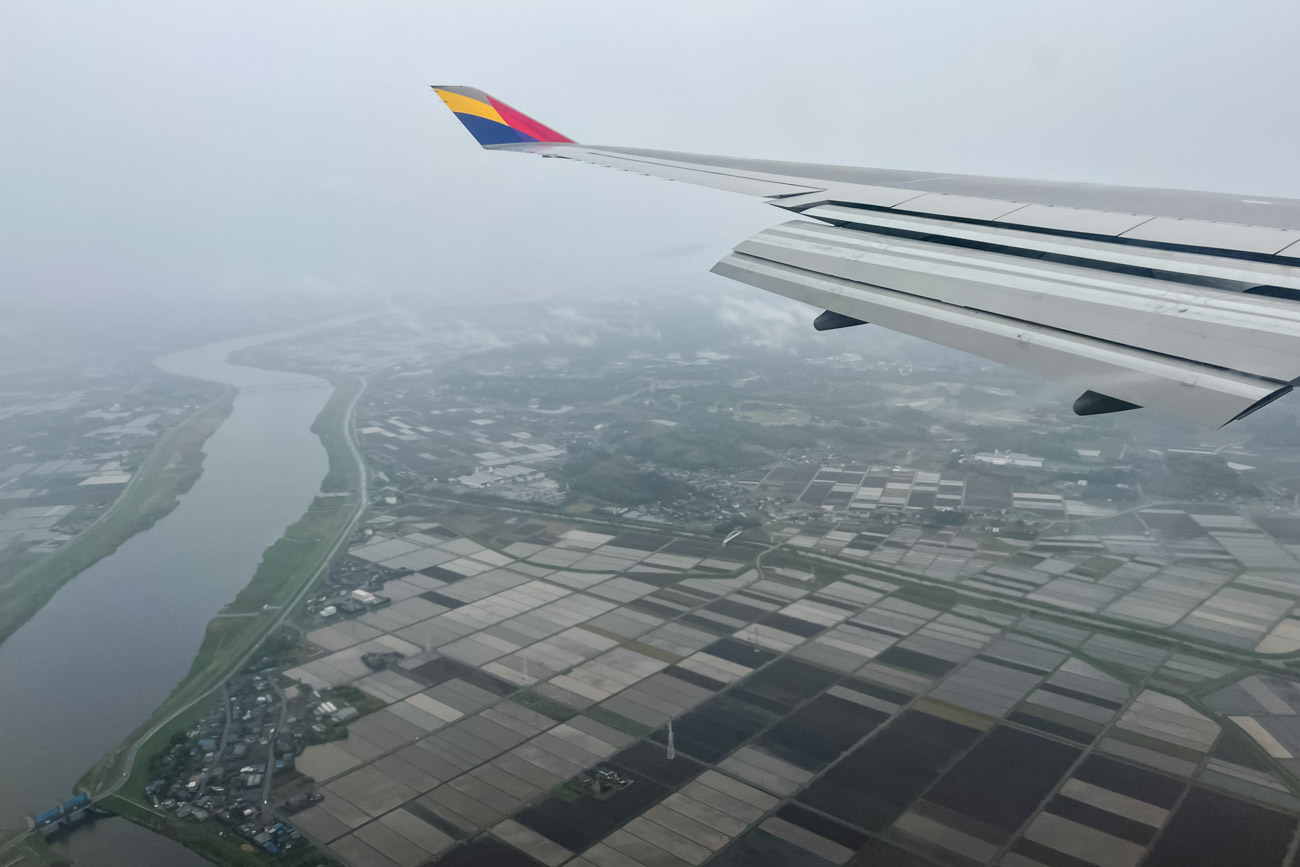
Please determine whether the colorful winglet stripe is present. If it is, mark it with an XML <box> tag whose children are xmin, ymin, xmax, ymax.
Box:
<box><xmin>485</xmin><ymin>96</ymin><xmax>571</xmax><ymax>144</ymax></box>
<box><xmin>437</xmin><ymin>89</ymin><xmax>507</xmax><ymax>124</ymax></box>
<box><xmin>433</xmin><ymin>86</ymin><xmax>572</xmax><ymax>147</ymax></box>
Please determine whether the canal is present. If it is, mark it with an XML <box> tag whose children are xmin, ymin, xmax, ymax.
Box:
<box><xmin>0</xmin><ymin>328</ymin><xmax>341</xmax><ymax>863</ymax></box>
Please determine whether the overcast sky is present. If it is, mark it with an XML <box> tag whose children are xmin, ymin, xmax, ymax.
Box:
<box><xmin>4</xmin><ymin>0</ymin><xmax>1300</xmax><ymax>337</ymax></box>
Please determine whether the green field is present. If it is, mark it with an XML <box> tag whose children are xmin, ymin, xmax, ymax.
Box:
<box><xmin>79</xmin><ymin>377</ymin><xmax>365</xmax><ymax>867</ymax></box>
<box><xmin>0</xmin><ymin>388</ymin><xmax>236</xmax><ymax>649</ymax></box>
<box><xmin>0</xmin><ymin>829</ymin><xmax>66</xmax><ymax>867</ymax></box>
<box><xmin>313</xmin><ymin>376</ymin><xmax>364</xmax><ymax>494</ymax></box>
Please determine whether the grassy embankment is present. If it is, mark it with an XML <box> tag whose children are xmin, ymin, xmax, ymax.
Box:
<box><xmin>0</xmin><ymin>829</ymin><xmax>68</xmax><ymax>867</ymax></box>
<box><xmin>0</xmin><ymin>388</ymin><xmax>236</xmax><ymax>649</ymax></box>
<box><xmin>79</xmin><ymin>376</ymin><xmax>363</xmax><ymax>867</ymax></box>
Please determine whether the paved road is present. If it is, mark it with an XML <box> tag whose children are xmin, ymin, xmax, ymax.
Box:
<box><xmin>197</xmin><ymin>686</ymin><xmax>234</xmax><ymax>797</ymax></box>
<box><xmin>261</xmin><ymin>678</ymin><xmax>288</xmax><ymax>821</ymax></box>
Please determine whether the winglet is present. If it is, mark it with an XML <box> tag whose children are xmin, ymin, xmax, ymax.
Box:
<box><xmin>432</xmin><ymin>86</ymin><xmax>573</xmax><ymax>147</ymax></box>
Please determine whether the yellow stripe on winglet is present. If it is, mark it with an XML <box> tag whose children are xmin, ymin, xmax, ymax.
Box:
<box><xmin>435</xmin><ymin>89</ymin><xmax>506</xmax><ymax>124</ymax></box>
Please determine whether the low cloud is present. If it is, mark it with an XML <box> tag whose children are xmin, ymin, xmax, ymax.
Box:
<box><xmin>709</xmin><ymin>292</ymin><xmax>811</xmax><ymax>351</ymax></box>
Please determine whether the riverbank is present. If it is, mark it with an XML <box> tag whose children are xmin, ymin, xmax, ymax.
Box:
<box><xmin>76</xmin><ymin>376</ymin><xmax>366</xmax><ymax>866</ymax></box>
<box><xmin>0</xmin><ymin>828</ymin><xmax>67</xmax><ymax>867</ymax></box>
<box><xmin>0</xmin><ymin>388</ymin><xmax>236</xmax><ymax>650</ymax></box>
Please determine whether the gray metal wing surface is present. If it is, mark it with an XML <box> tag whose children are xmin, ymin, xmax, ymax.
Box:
<box><xmin>435</xmin><ymin>85</ymin><xmax>1300</xmax><ymax>427</ymax></box>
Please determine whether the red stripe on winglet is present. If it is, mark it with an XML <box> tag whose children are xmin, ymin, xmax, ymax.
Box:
<box><xmin>487</xmin><ymin>96</ymin><xmax>572</xmax><ymax>143</ymax></box>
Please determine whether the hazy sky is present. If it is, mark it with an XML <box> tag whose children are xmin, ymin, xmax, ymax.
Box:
<box><xmin>4</xmin><ymin>0</ymin><xmax>1300</xmax><ymax>332</ymax></box>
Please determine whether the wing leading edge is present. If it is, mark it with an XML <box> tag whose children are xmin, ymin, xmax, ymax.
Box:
<box><xmin>432</xmin><ymin>85</ymin><xmax>1300</xmax><ymax>427</ymax></box>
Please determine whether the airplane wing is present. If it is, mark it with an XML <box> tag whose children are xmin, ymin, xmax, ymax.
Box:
<box><xmin>432</xmin><ymin>85</ymin><xmax>1300</xmax><ymax>427</ymax></box>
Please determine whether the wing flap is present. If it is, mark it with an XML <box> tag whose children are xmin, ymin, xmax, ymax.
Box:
<box><xmin>736</xmin><ymin>221</ymin><xmax>1300</xmax><ymax>384</ymax></box>
<box><xmin>1120</xmin><ymin>217</ymin><xmax>1300</xmax><ymax>255</ymax></box>
<box><xmin>799</xmin><ymin>205</ymin><xmax>1300</xmax><ymax>291</ymax></box>
<box><xmin>712</xmin><ymin>250</ymin><xmax>1282</xmax><ymax>428</ymax></box>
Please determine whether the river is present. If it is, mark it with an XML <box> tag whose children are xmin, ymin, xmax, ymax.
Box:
<box><xmin>0</xmin><ymin>328</ymin><xmax>342</xmax><ymax>863</ymax></box>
